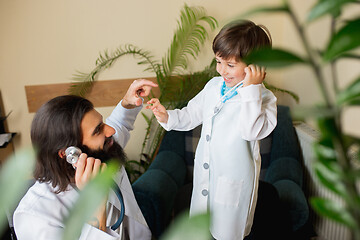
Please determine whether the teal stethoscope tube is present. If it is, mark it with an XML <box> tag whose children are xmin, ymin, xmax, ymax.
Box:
<box><xmin>213</xmin><ymin>80</ymin><xmax>244</xmax><ymax>115</ymax></box>
<box><xmin>111</xmin><ymin>181</ymin><xmax>125</xmax><ymax>230</ymax></box>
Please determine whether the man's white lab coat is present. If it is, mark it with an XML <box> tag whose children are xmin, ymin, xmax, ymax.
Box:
<box><xmin>14</xmin><ymin>101</ymin><xmax>151</xmax><ymax>240</ymax></box>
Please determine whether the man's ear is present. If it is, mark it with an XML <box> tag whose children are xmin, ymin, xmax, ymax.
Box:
<box><xmin>58</xmin><ymin>149</ymin><xmax>66</xmax><ymax>159</ymax></box>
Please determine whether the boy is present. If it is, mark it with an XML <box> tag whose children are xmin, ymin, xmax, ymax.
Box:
<box><xmin>147</xmin><ymin>20</ymin><xmax>277</xmax><ymax>239</ymax></box>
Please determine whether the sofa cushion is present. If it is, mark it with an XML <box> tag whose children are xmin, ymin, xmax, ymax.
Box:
<box><xmin>270</xmin><ymin>105</ymin><xmax>301</xmax><ymax>162</ymax></box>
<box><xmin>264</xmin><ymin>157</ymin><xmax>303</xmax><ymax>188</ymax></box>
<box><xmin>158</xmin><ymin>130</ymin><xmax>186</xmax><ymax>159</ymax></box>
<box><xmin>132</xmin><ymin>169</ymin><xmax>179</xmax><ymax>238</ymax></box>
<box><xmin>148</xmin><ymin>150</ymin><xmax>186</xmax><ymax>188</ymax></box>
<box><xmin>273</xmin><ymin>179</ymin><xmax>309</xmax><ymax>231</ymax></box>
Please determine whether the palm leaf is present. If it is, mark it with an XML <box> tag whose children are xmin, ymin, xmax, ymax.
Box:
<box><xmin>162</xmin><ymin>4</ymin><xmax>217</xmax><ymax>76</ymax></box>
<box><xmin>69</xmin><ymin>44</ymin><xmax>160</xmax><ymax>97</ymax></box>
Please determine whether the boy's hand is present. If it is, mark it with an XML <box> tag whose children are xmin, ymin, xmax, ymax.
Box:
<box><xmin>242</xmin><ymin>64</ymin><xmax>266</xmax><ymax>87</ymax></box>
<box><xmin>146</xmin><ymin>98</ymin><xmax>169</xmax><ymax>123</ymax></box>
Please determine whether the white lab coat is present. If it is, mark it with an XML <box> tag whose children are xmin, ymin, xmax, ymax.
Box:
<box><xmin>13</xmin><ymin>101</ymin><xmax>151</xmax><ymax>240</ymax></box>
<box><xmin>159</xmin><ymin>77</ymin><xmax>277</xmax><ymax>240</ymax></box>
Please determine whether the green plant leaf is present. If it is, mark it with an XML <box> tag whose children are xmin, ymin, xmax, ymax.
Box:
<box><xmin>238</xmin><ymin>5</ymin><xmax>289</xmax><ymax>18</ymax></box>
<box><xmin>0</xmin><ymin>148</ymin><xmax>35</xmax><ymax>236</ymax></box>
<box><xmin>323</xmin><ymin>18</ymin><xmax>360</xmax><ymax>62</ymax></box>
<box><xmin>337</xmin><ymin>76</ymin><xmax>360</xmax><ymax>106</ymax></box>
<box><xmin>311</xmin><ymin>197</ymin><xmax>357</xmax><ymax>228</ymax></box>
<box><xmin>141</xmin><ymin>112</ymin><xmax>152</xmax><ymax>125</ymax></box>
<box><xmin>70</xmin><ymin>44</ymin><xmax>160</xmax><ymax>97</ymax></box>
<box><xmin>314</xmin><ymin>161</ymin><xmax>346</xmax><ymax>197</ymax></box>
<box><xmin>307</xmin><ymin>0</ymin><xmax>357</xmax><ymax>22</ymax></box>
<box><xmin>317</xmin><ymin>117</ymin><xmax>340</xmax><ymax>139</ymax></box>
<box><xmin>62</xmin><ymin>161</ymin><xmax>119</xmax><ymax>240</ymax></box>
<box><xmin>162</xmin><ymin>4</ymin><xmax>217</xmax><ymax>76</ymax></box>
<box><xmin>291</xmin><ymin>105</ymin><xmax>336</xmax><ymax>120</ymax></box>
<box><xmin>161</xmin><ymin>212</ymin><xmax>211</xmax><ymax>240</ymax></box>
<box><xmin>243</xmin><ymin>48</ymin><xmax>308</xmax><ymax>68</ymax></box>
<box><xmin>314</xmin><ymin>139</ymin><xmax>342</xmax><ymax>173</ymax></box>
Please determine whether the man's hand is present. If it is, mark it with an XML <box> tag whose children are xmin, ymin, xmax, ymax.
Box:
<box><xmin>146</xmin><ymin>98</ymin><xmax>169</xmax><ymax>123</ymax></box>
<box><xmin>122</xmin><ymin>79</ymin><xmax>158</xmax><ymax>109</ymax></box>
<box><xmin>73</xmin><ymin>153</ymin><xmax>107</xmax><ymax>231</ymax></box>
<box><xmin>73</xmin><ymin>153</ymin><xmax>106</xmax><ymax>190</ymax></box>
<box><xmin>242</xmin><ymin>64</ymin><xmax>266</xmax><ymax>87</ymax></box>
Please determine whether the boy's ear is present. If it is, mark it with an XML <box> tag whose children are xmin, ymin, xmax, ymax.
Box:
<box><xmin>58</xmin><ymin>149</ymin><xmax>66</xmax><ymax>159</ymax></box>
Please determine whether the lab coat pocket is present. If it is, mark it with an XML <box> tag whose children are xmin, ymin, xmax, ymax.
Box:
<box><xmin>214</xmin><ymin>176</ymin><xmax>243</xmax><ymax>207</ymax></box>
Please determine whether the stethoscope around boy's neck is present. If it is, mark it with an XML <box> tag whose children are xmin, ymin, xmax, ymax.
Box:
<box><xmin>213</xmin><ymin>80</ymin><xmax>244</xmax><ymax>115</ymax></box>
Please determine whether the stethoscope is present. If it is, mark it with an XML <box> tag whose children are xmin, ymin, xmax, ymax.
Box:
<box><xmin>65</xmin><ymin>146</ymin><xmax>125</xmax><ymax>230</ymax></box>
<box><xmin>213</xmin><ymin>80</ymin><xmax>244</xmax><ymax>115</ymax></box>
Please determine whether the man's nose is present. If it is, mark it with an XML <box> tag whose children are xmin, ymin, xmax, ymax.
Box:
<box><xmin>104</xmin><ymin>124</ymin><xmax>115</xmax><ymax>137</ymax></box>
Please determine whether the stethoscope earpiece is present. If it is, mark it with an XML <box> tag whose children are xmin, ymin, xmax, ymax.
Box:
<box><xmin>65</xmin><ymin>146</ymin><xmax>82</xmax><ymax>165</ymax></box>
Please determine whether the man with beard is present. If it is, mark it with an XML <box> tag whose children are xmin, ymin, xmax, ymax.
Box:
<box><xmin>13</xmin><ymin>79</ymin><xmax>157</xmax><ymax>240</ymax></box>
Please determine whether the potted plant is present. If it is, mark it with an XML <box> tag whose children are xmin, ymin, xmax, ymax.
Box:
<box><xmin>70</xmin><ymin>4</ymin><xmax>298</xmax><ymax>182</ymax></box>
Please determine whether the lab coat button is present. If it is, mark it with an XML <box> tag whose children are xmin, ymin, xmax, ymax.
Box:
<box><xmin>203</xmin><ymin>163</ymin><xmax>209</xmax><ymax>169</ymax></box>
<box><xmin>202</xmin><ymin>189</ymin><xmax>208</xmax><ymax>196</ymax></box>
<box><xmin>206</xmin><ymin>135</ymin><xmax>210</xmax><ymax>141</ymax></box>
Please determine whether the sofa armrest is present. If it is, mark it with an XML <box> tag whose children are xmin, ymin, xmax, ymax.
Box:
<box><xmin>272</xmin><ymin>179</ymin><xmax>309</xmax><ymax>232</ymax></box>
<box><xmin>265</xmin><ymin>157</ymin><xmax>303</xmax><ymax>188</ymax></box>
<box><xmin>132</xmin><ymin>145</ymin><xmax>187</xmax><ymax>238</ymax></box>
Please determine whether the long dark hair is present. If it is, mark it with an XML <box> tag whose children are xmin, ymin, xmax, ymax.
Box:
<box><xmin>31</xmin><ymin>95</ymin><xmax>93</xmax><ymax>193</ymax></box>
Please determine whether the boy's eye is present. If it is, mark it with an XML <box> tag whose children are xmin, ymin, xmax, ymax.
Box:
<box><xmin>228</xmin><ymin>64</ymin><xmax>234</xmax><ymax>67</ymax></box>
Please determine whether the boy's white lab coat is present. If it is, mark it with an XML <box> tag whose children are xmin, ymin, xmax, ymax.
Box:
<box><xmin>14</xmin><ymin>102</ymin><xmax>151</xmax><ymax>240</ymax></box>
<box><xmin>160</xmin><ymin>77</ymin><xmax>277</xmax><ymax>240</ymax></box>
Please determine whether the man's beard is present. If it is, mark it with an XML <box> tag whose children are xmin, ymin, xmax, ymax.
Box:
<box><xmin>79</xmin><ymin>137</ymin><xmax>126</xmax><ymax>165</ymax></box>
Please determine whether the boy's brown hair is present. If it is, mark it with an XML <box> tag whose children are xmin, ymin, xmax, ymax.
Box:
<box><xmin>212</xmin><ymin>20</ymin><xmax>272</xmax><ymax>61</ymax></box>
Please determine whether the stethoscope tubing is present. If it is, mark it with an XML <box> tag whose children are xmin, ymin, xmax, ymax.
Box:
<box><xmin>213</xmin><ymin>80</ymin><xmax>244</xmax><ymax>115</ymax></box>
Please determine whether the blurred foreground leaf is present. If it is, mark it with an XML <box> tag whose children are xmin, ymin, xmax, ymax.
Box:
<box><xmin>291</xmin><ymin>105</ymin><xmax>336</xmax><ymax>120</ymax></box>
<box><xmin>62</xmin><ymin>161</ymin><xmax>119</xmax><ymax>240</ymax></box>
<box><xmin>323</xmin><ymin>18</ymin><xmax>360</xmax><ymax>61</ymax></box>
<box><xmin>244</xmin><ymin>48</ymin><xmax>308</xmax><ymax>68</ymax></box>
<box><xmin>311</xmin><ymin>197</ymin><xmax>357</xmax><ymax>228</ymax></box>
<box><xmin>238</xmin><ymin>5</ymin><xmax>289</xmax><ymax>18</ymax></box>
<box><xmin>314</xmin><ymin>160</ymin><xmax>346</xmax><ymax>197</ymax></box>
<box><xmin>161</xmin><ymin>212</ymin><xmax>210</xmax><ymax>240</ymax></box>
<box><xmin>308</xmin><ymin>0</ymin><xmax>357</xmax><ymax>22</ymax></box>
<box><xmin>0</xmin><ymin>148</ymin><xmax>35</xmax><ymax>235</ymax></box>
<box><xmin>337</xmin><ymin>76</ymin><xmax>360</xmax><ymax>106</ymax></box>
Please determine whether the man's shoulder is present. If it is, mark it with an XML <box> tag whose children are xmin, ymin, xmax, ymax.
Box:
<box><xmin>15</xmin><ymin>181</ymin><xmax>78</xmax><ymax>217</ymax></box>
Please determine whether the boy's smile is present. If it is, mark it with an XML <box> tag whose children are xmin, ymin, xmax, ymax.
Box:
<box><xmin>215</xmin><ymin>54</ymin><xmax>247</xmax><ymax>88</ymax></box>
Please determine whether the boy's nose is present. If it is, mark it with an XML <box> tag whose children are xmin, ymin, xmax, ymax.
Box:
<box><xmin>218</xmin><ymin>66</ymin><xmax>226</xmax><ymax>75</ymax></box>
<box><xmin>104</xmin><ymin>124</ymin><xmax>116</xmax><ymax>137</ymax></box>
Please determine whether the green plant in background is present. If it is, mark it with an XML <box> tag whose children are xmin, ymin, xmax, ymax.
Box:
<box><xmin>70</xmin><ymin>4</ymin><xmax>218</xmax><ymax>182</ymax></box>
<box><xmin>241</xmin><ymin>0</ymin><xmax>360</xmax><ymax>238</ymax></box>
<box><xmin>70</xmin><ymin>4</ymin><xmax>298</xmax><ymax>183</ymax></box>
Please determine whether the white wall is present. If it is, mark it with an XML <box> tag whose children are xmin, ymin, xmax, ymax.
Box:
<box><xmin>0</xmin><ymin>0</ymin><xmax>358</xmax><ymax>160</ymax></box>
